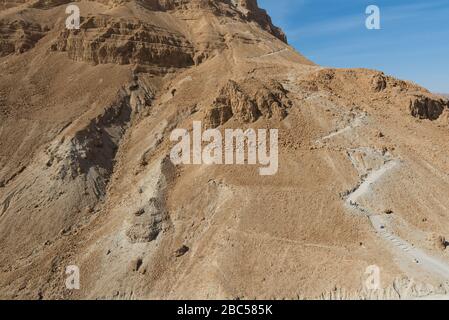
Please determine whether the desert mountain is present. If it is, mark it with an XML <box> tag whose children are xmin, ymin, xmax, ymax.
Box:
<box><xmin>1</xmin><ymin>0</ymin><xmax>449</xmax><ymax>299</ymax></box>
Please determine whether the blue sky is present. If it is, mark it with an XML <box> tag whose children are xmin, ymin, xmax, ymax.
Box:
<box><xmin>258</xmin><ymin>0</ymin><xmax>449</xmax><ymax>93</ymax></box>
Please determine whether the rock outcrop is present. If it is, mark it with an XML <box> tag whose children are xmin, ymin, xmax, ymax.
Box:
<box><xmin>206</xmin><ymin>79</ymin><xmax>291</xmax><ymax>128</ymax></box>
<box><xmin>51</xmin><ymin>16</ymin><xmax>195</xmax><ymax>68</ymax></box>
<box><xmin>141</xmin><ymin>0</ymin><xmax>286</xmax><ymax>42</ymax></box>
<box><xmin>408</xmin><ymin>95</ymin><xmax>449</xmax><ymax>120</ymax></box>
<box><xmin>230</xmin><ymin>0</ymin><xmax>287</xmax><ymax>42</ymax></box>
<box><xmin>0</xmin><ymin>19</ymin><xmax>47</xmax><ymax>56</ymax></box>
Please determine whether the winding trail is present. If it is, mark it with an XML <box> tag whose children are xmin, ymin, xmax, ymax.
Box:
<box><xmin>319</xmin><ymin>115</ymin><xmax>366</xmax><ymax>142</ymax></box>
<box><xmin>344</xmin><ymin>157</ymin><xmax>449</xmax><ymax>280</ymax></box>
<box><xmin>249</xmin><ymin>47</ymin><xmax>289</xmax><ymax>59</ymax></box>
<box><xmin>370</xmin><ymin>215</ymin><xmax>449</xmax><ymax>279</ymax></box>
<box><xmin>314</xmin><ymin>100</ymin><xmax>449</xmax><ymax>281</ymax></box>
<box><xmin>345</xmin><ymin>160</ymin><xmax>399</xmax><ymax>209</ymax></box>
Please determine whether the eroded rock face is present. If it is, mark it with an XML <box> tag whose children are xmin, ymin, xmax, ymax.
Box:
<box><xmin>30</xmin><ymin>0</ymin><xmax>71</xmax><ymax>8</ymax></box>
<box><xmin>126</xmin><ymin>157</ymin><xmax>174</xmax><ymax>243</ymax></box>
<box><xmin>372</xmin><ymin>73</ymin><xmax>387</xmax><ymax>92</ymax></box>
<box><xmin>233</xmin><ymin>0</ymin><xmax>287</xmax><ymax>42</ymax></box>
<box><xmin>0</xmin><ymin>0</ymin><xmax>27</xmax><ymax>10</ymax></box>
<box><xmin>206</xmin><ymin>79</ymin><xmax>291</xmax><ymax>127</ymax></box>
<box><xmin>0</xmin><ymin>20</ymin><xmax>47</xmax><ymax>56</ymax></box>
<box><xmin>409</xmin><ymin>96</ymin><xmax>449</xmax><ymax>120</ymax></box>
<box><xmin>127</xmin><ymin>197</ymin><xmax>166</xmax><ymax>243</ymax></box>
<box><xmin>51</xmin><ymin>16</ymin><xmax>195</xmax><ymax>68</ymax></box>
<box><xmin>207</xmin><ymin>80</ymin><xmax>259</xmax><ymax>127</ymax></box>
<box><xmin>139</xmin><ymin>1</ymin><xmax>286</xmax><ymax>42</ymax></box>
<box><xmin>46</xmin><ymin>89</ymin><xmax>132</xmax><ymax>197</ymax></box>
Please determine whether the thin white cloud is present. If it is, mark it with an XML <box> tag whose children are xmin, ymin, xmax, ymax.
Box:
<box><xmin>285</xmin><ymin>0</ymin><xmax>449</xmax><ymax>41</ymax></box>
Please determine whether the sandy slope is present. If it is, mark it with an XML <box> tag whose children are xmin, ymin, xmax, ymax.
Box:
<box><xmin>1</xmin><ymin>0</ymin><xmax>449</xmax><ymax>300</ymax></box>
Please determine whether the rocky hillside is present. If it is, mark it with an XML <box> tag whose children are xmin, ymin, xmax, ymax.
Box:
<box><xmin>1</xmin><ymin>0</ymin><xmax>449</xmax><ymax>300</ymax></box>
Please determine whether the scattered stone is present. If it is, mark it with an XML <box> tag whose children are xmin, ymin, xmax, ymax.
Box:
<box><xmin>59</xmin><ymin>227</ymin><xmax>71</xmax><ymax>236</ymax></box>
<box><xmin>134</xmin><ymin>208</ymin><xmax>145</xmax><ymax>216</ymax></box>
<box><xmin>140</xmin><ymin>157</ymin><xmax>148</xmax><ymax>167</ymax></box>
<box><xmin>129</xmin><ymin>82</ymin><xmax>139</xmax><ymax>91</ymax></box>
<box><xmin>384</xmin><ymin>209</ymin><xmax>393</xmax><ymax>215</ymax></box>
<box><xmin>129</xmin><ymin>257</ymin><xmax>143</xmax><ymax>272</ymax></box>
<box><xmin>439</xmin><ymin>236</ymin><xmax>449</xmax><ymax>250</ymax></box>
<box><xmin>175</xmin><ymin>245</ymin><xmax>189</xmax><ymax>258</ymax></box>
<box><xmin>139</xmin><ymin>266</ymin><xmax>147</xmax><ymax>275</ymax></box>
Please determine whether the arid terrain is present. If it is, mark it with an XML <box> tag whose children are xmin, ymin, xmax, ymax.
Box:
<box><xmin>1</xmin><ymin>0</ymin><xmax>449</xmax><ymax>300</ymax></box>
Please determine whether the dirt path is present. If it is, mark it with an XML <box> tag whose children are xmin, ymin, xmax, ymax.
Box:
<box><xmin>370</xmin><ymin>215</ymin><xmax>449</xmax><ymax>279</ymax></box>
<box><xmin>345</xmin><ymin>159</ymin><xmax>399</xmax><ymax>209</ymax></box>
<box><xmin>345</xmin><ymin>157</ymin><xmax>449</xmax><ymax>280</ymax></box>
<box><xmin>318</xmin><ymin>114</ymin><xmax>366</xmax><ymax>143</ymax></box>
<box><xmin>313</xmin><ymin>99</ymin><xmax>449</xmax><ymax>282</ymax></box>
<box><xmin>249</xmin><ymin>47</ymin><xmax>289</xmax><ymax>59</ymax></box>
